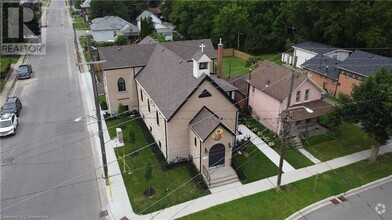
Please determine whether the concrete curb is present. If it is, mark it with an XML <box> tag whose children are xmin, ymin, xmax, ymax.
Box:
<box><xmin>286</xmin><ymin>175</ymin><xmax>392</xmax><ymax>220</ymax></box>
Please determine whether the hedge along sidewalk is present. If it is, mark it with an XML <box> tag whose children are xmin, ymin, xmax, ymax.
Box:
<box><xmin>0</xmin><ymin>55</ymin><xmax>25</xmax><ymax>106</ymax></box>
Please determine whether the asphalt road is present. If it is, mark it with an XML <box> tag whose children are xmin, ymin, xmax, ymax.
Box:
<box><xmin>1</xmin><ymin>0</ymin><xmax>103</xmax><ymax>219</ymax></box>
<box><xmin>301</xmin><ymin>180</ymin><xmax>392</xmax><ymax>220</ymax></box>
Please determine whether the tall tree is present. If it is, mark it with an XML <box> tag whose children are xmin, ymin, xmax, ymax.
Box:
<box><xmin>330</xmin><ymin>68</ymin><xmax>392</xmax><ymax>163</ymax></box>
<box><xmin>212</xmin><ymin>4</ymin><xmax>249</xmax><ymax>49</ymax></box>
<box><xmin>140</xmin><ymin>17</ymin><xmax>155</xmax><ymax>39</ymax></box>
<box><xmin>89</xmin><ymin>0</ymin><xmax>128</xmax><ymax>21</ymax></box>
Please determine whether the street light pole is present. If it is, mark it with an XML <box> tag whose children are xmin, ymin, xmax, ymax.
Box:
<box><xmin>276</xmin><ymin>70</ymin><xmax>296</xmax><ymax>191</ymax></box>
<box><xmin>85</xmin><ymin>33</ymin><xmax>109</xmax><ymax>185</ymax></box>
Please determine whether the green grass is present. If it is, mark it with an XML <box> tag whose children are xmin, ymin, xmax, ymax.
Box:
<box><xmin>182</xmin><ymin>152</ymin><xmax>392</xmax><ymax>220</ymax></box>
<box><xmin>240</xmin><ymin>114</ymin><xmax>313</xmax><ymax>168</ymax></box>
<box><xmin>256</xmin><ymin>52</ymin><xmax>283</xmax><ymax>65</ymax></box>
<box><xmin>98</xmin><ymin>94</ymin><xmax>105</xmax><ymax>103</ymax></box>
<box><xmin>222</xmin><ymin>56</ymin><xmax>249</xmax><ymax>77</ymax></box>
<box><xmin>303</xmin><ymin>123</ymin><xmax>373</xmax><ymax>161</ymax></box>
<box><xmin>233</xmin><ymin>144</ymin><xmax>279</xmax><ymax>184</ymax></box>
<box><xmin>1</xmin><ymin>56</ymin><xmax>20</xmax><ymax>92</ymax></box>
<box><xmin>73</xmin><ymin>14</ymin><xmax>89</xmax><ymax>30</ymax></box>
<box><xmin>106</xmin><ymin>118</ymin><xmax>206</xmax><ymax>214</ymax></box>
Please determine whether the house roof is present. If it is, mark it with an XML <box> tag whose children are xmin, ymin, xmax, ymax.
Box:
<box><xmin>189</xmin><ymin>107</ymin><xmax>234</xmax><ymax>141</ymax></box>
<box><xmin>338</xmin><ymin>50</ymin><xmax>392</xmax><ymax>76</ymax></box>
<box><xmin>147</xmin><ymin>7</ymin><xmax>162</xmax><ymax>15</ymax></box>
<box><xmin>291</xmin><ymin>99</ymin><xmax>332</xmax><ymax>121</ymax></box>
<box><xmin>136</xmin><ymin>10</ymin><xmax>162</xmax><ymax>23</ymax></box>
<box><xmin>246</xmin><ymin>60</ymin><xmax>311</xmax><ymax>102</ymax></box>
<box><xmin>189</xmin><ymin>107</ymin><xmax>221</xmax><ymax>141</ymax></box>
<box><xmin>210</xmin><ymin>75</ymin><xmax>238</xmax><ymax>92</ymax></box>
<box><xmin>161</xmin><ymin>39</ymin><xmax>217</xmax><ymax>61</ymax></box>
<box><xmin>80</xmin><ymin>0</ymin><xmax>91</xmax><ymax>8</ymax></box>
<box><xmin>226</xmin><ymin>75</ymin><xmax>248</xmax><ymax>95</ymax></box>
<box><xmin>293</xmin><ymin>41</ymin><xmax>339</xmax><ymax>55</ymax></box>
<box><xmin>91</xmin><ymin>16</ymin><xmax>138</xmax><ymax>32</ymax></box>
<box><xmin>135</xmin><ymin>44</ymin><xmax>206</xmax><ymax>119</ymax></box>
<box><xmin>302</xmin><ymin>55</ymin><xmax>342</xmax><ymax>80</ymax></box>
<box><xmin>98</xmin><ymin>44</ymin><xmax>156</xmax><ymax>70</ymax></box>
<box><xmin>138</xmin><ymin>36</ymin><xmax>158</xmax><ymax>44</ymax></box>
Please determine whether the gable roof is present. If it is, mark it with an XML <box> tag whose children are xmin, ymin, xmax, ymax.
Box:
<box><xmin>189</xmin><ymin>107</ymin><xmax>234</xmax><ymax>141</ymax></box>
<box><xmin>302</xmin><ymin>55</ymin><xmax>342</xmax><ymax>80</ymax></box>
<box><xmin>210</xmin><ymin>75</ymin><xmax>238</xmax><ymax>92</ymax></box>
<box><xmin>135</xmin><ymin>44</ymin><xmax>205</xmax><ymax>119</ymax></box>
<box><xmin>161</xmin><ymin>39</ymin><xmax>217</xmax><ymax>61</ymax></box>
<box><xmin>138</xmin><ymin>36</ymin><xmax>158</xmax><ymax>44</ymax></box>
<box><xmin>226</xmin><ymin>75</ymin><xmax>248</xmax><ymax>95</ymax></box>
<box><xmin>91</xmin><ymin>16</ymin><xmax>138</xmax><ymax>32</ymax></box>
<box><xmin>136</xmin><ymin>10</ymin><xmax>162</xmax><ymax>23</ymax></box>
<box><xmin>246</xmin><ymin>60</ymin><xmax>316</xmax><ymax>102</ymax></box>
<box><xmin>293</xmin><ymin>41</ymin><xmax>339</xmax><ymax>55</ymax></box>
<box><xmin>98</xmin><ymin>44</ymin><xmax>156</xmax><ymax>70</ymax></box>
<box><xmin>338</xmin><ymin>50</ymin><xmax>392</xmax><ymax>76</ymax></box>
<box><xmin>80</xmin><ymin>0</ymin><xmax>91</xmax><ymax>8</ymax></box>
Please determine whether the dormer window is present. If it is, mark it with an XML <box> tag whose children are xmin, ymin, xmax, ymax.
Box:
<box><xmin>199</xmin><ymin>62</ymin><xmax>208</xmax><ymax>70</ymax></box>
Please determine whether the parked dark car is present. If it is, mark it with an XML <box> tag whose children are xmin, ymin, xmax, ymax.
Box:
<box><xmin>17</xmin><ymin>64</ymin><xmax>32</xmax><ymax>79</ymax></box>
<box><xmin>1</xmin><ymin>97</ymin><xmax>22</xmax><ymax>116</ymax></box>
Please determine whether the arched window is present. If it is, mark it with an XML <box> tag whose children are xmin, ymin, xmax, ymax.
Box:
<box><xmin>117</xmin><ymin>78</ymin><xmax>126</xmax><ymax>91</ymax></box>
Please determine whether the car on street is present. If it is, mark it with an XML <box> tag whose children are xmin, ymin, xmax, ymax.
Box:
<box><xmin>17</xmin><ymin>64</ymin><xmax>33</xmax><ymax>79</ymax></box>
<box><xmin>0</xmin><ymin>113</ymin><xmax>18</xmax><ymax>137</ymax></box>
<box><xmin>1</xmin><ymin>96</ymin><xmax>22</xmax><ymax>116</ymax></box>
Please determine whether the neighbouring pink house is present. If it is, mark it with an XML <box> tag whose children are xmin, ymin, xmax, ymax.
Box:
<box><xmin>246</xmin><ymin>60</ymin><xmax>332</xmax><ymax>134</ymax></box>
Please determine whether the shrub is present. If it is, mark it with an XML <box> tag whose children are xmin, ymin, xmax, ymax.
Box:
<box><xmin>100</xmin><ymin>99</ymin><xmax>108</xmax><ymax>110</ymax></box>
<box><xmin>116</xmin><ymin>35</ymin><xmax>127</xmax><ymax>45</ymax></box>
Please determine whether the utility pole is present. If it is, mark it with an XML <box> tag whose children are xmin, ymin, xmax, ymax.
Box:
<box><xmin>276</xmin><ymin>70</ymin><xmax>296</xmax><ymax>191</ymax></box>
<box><xmin>86</xmin><ymin>33</ymin><xmax>109</xmax><ymax>185</ymax></box>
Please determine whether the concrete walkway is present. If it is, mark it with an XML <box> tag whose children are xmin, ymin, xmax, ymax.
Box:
<box><xmin>237</xmin><ymin>124</ymin><xmax>296</xmax><ymax>173</ymax></box>
<box><xmin>297</xmin><ymin>148</ymin><xmax>321</xmax><ymax>164</ymax></box>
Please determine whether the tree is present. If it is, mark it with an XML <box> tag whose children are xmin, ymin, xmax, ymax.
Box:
<box><xmin>330</xmin><ymin>68</ymin><xmax>392</xmax><ymax>163</ymax></box>
<box><xmin>116</xmin><ymin>35</ymin><xmax>127</xmax><ymax>45</ymax></box>
<box><xmin>144</xmin><ymin>163</ymin><xmax>154</xmax><ymax>195</ymax></box>
<box><xmin>89</xmin><ymin>0</ymin><xmax>128</xmax><ymax>21</ymax></box>
<box><xmin>212</xmin><ymin>4</ymin><xmax>249</xmax><ymax>49</ymax></box>
<box><xmin>140</xmin><ymin>17</ymin><xmax>155</xmax><ymax>39</ymax></box>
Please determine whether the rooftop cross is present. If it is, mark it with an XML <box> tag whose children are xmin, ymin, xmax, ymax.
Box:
<box><xmin>199</xmin><ymin>42</ymin><xmax>206</xmax><ymax>52</ymax></box>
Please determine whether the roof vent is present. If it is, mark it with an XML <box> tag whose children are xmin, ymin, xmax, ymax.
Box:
<box><xmin>117</xmin><ymin>47</ymin><xmax>121</xmax><ymax>51</ymax></box>
<box><xmin>179</xmin><ymin>60</ymin><xmax>182</xmax><ymax>64</ymax></box>
<box><xmin>368</xmin><ymin>55</ymin><xmax>373</xmax><ymax>59</ymax></box>
<box><xmin>162</xmin><ymin>48</ymin><xmax>164</xmax><ymax>51</ymax></box>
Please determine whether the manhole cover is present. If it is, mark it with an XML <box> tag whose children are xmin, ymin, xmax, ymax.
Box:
<box><xmin>2</xmin><ymin>157</ymin><xmax>14</xmax><ymax>165</ymax></box>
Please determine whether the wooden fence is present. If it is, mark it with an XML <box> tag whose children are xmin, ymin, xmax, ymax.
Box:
<box><xmin>215</xmin><ymin>48</ymin><xmax>251</xmax><ymax>61</ymax></box>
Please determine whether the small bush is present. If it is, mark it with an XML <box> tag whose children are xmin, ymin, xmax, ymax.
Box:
<box><xmin>116</xmin><ymin>35</ymin><xmax>127</xmax><ymax>45</ymax></box>
<box><xmin>100</xmin><ymin>99</ymin><xmax>108</xmax><ymax>110</ymax></box>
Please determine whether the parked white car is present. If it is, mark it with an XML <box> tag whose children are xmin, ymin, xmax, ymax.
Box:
<box><xmin>0</xmin><ymin>113</ymin><xmax>18</xmax><ymax>137</ymax></box>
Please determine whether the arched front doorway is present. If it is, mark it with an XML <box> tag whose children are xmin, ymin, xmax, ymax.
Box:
<box><xmin>209</xmin><ymin>144</ymin><xmax>225</xmax><ymax>168</ymax></box>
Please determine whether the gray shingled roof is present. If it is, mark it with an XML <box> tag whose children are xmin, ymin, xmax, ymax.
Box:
<box><xmin>135</xmin><ymin>44</ymin><xmax>207</xmax><ymax>119</ymax></box>
<box><xmin>293</xmin><ymin>41</ymin><xmax>338</xmax><ymax>55</ymax></box>
<box><xmin>226</xmin><ymin>75</ymin><xmax>248</xmax><ymax>95</ymax></box>
<box><xmin>246</xmin><ymin>60</ymin><xmax>312</xmax><ymax>102</ymax></box>
<box><xmin>138</xmin><ymin>36</ymin><xmax>157</xmax><ymax>44</ymax></box>
<box><xmin>291</xmin><ymin>99</ymin><xmax>332</xmax><ymax>121</ymax></box>
<box><xmin>189</xmin><ymin>107</ymin><xmax>221</xmax><ymax>141</ymax></box>
<box><xmin>162</xmin><ymin>39</ymin><xmax>216</xmax><ymax>61</ymax></box>
<box><xmin>302</xmin><ymin>55</ymin><xmax>342</xmax><ymax>80</ymax></box>
<box><xmin>91</xmin><ymin>16</ymin><xmax>138</xmax><ymax>32</ymax></box>
<box><xmin>98</xmin><ymin>44</ymin><xmax>156</xmax><ymax>70</ymax></box>
<box><xmin>210</xmin><ymin>75</ymin><xmax>238</xmax><ymax>92</ymax></box>
<box><xmin>338</xmin><ymin>50</ymin><xmax>392</xmax><ymax>76</ymax></box>
<box><xmin>192</xmin><ymin>51</ymin><xmax>205</xmax><ymax>61</ymax></box>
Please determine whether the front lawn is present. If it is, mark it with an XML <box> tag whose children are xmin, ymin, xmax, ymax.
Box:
<box><xmin>233</xmin><ymin>144</ymin><xmax>278</xmax><ymax>184</ymax></box>
<box><xmin>1</xmin><ymin>56</ymin><xmax>20</xmax><ymax>92</ymax></box>
<box><xmin>106</xmin><ymin>117</ymin><xmax>207</xmax><ymax>214</ymax></box>
<box><xmin>240</xmin><ymin>114</ymin><xmax>313</xmax><ymax>168</ymax></box>
<box><xmin>303</xmin><ymin>123</ymin><xmax>373</xmax><ymax>161</ymax></box>
<box><xmin>182</xmin><ymin>152</ymin><xmax>392</xmax><ymax>220</ymax></box>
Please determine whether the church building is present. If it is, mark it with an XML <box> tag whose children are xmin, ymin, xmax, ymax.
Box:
<box><xmin>99</xmin><ymin>37</ymin><xmax>240</xmax><ymax>187</ymax></box>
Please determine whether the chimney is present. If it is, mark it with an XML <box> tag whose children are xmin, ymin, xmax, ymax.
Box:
<box><xmin>217</xmin><ymin>38</ymin><xmax>223</xmax><ymax>78</ymax></box>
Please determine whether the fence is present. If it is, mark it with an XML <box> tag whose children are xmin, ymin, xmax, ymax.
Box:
<box><xmin>215</xmin><ymin>48</ymin><xmax>252</xmax><ymax>61</ymax></box>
